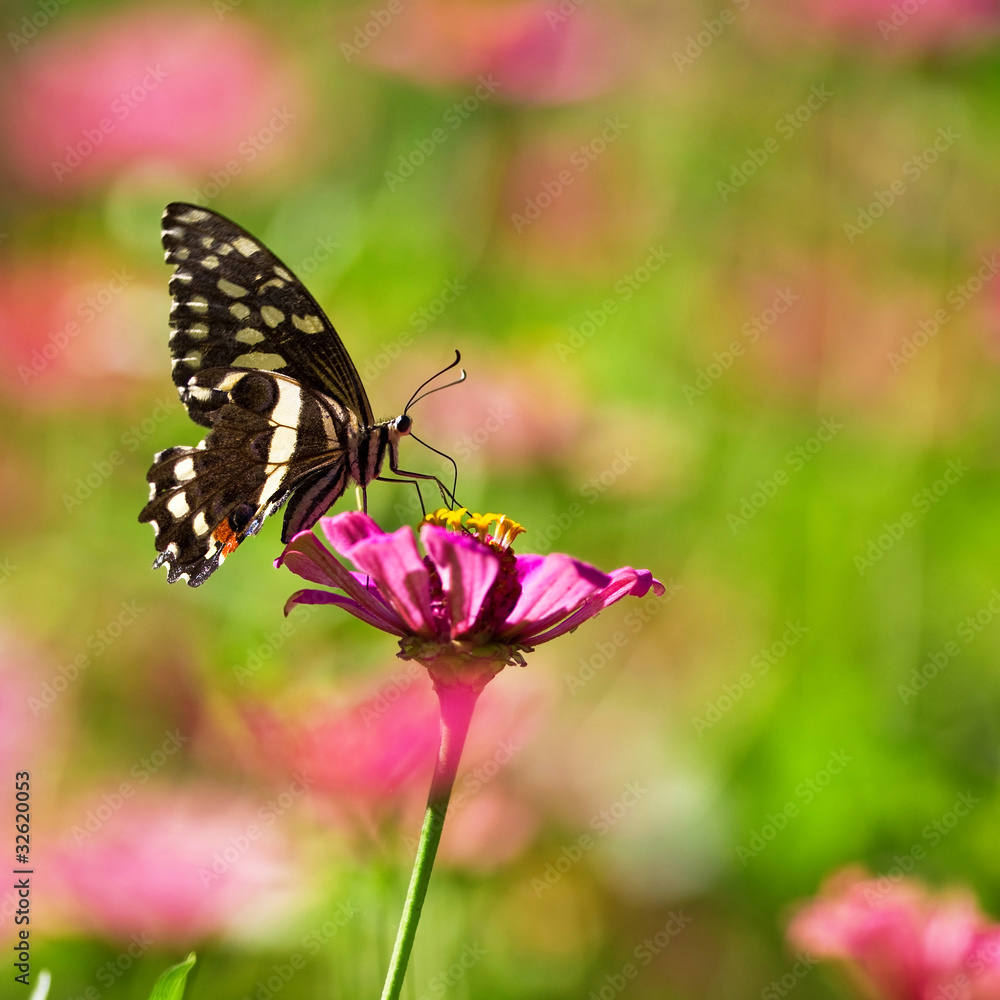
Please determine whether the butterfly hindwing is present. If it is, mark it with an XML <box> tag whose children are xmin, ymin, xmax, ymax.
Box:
<box><xmin>162</xmin><ymin>203</ymin><xmax>374</xmax><ymax>428</ymax></box>
<box><xmin>138</xmin><ymin>368</ymin><xmax>355</xmax><ymax>586</ymax></box>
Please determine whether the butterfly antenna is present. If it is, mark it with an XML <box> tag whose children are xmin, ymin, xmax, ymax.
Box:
<box><xmin>404</xmin><ymin>350</ymin><xmax>466</xmax><ymax>414</ymax></box>
<box><xmin>410</xmin><ymin>432</ymin><xmax>461</xmax><ymax>507</ymax></box>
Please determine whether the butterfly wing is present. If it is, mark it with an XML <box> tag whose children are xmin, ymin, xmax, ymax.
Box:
<box><xmin>138</xmin><ymin>368</ymin><xmax>353</xmax><ymax>586</ymax></box>
<box><xmin>161</xmin><ymin>203</ymin><xmax>374</xmax><ymax>428</ymax></box>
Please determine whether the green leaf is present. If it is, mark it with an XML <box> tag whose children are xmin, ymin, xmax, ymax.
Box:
<box><xmin>148</xmin><ymin>953</ymin><xmax>197</xmax><ymax>1000</ymax></box>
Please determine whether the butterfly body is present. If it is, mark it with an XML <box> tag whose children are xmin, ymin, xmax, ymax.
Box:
<box><xmin>139</xmin><ymin>203</ymin><xmax>426</xmax><ymax>587</ymax></box>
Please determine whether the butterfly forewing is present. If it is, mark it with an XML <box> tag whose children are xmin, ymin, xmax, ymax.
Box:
<box><xmin>162</xmin><ymin>203</ymin><xmax>374</xmax><ymax>427</ymax></box>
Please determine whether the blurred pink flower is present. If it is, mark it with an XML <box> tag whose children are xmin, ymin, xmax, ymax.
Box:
<box><xmin>45</xmin><ymin>786</ymin><xmax>304</xmax><ymax>944</ymax></box>
<box><xmin>788</xmin><ymin>867</ymin><xmax>1000</xmax><ymax>1000</ymax></box>
<box><xmin>4</xmin><ymin>8</ymin><xmax>304</xmax><ymax>192</ymax></box>
<box><xmin>357</xmin><ymin>0</ymin><xmax>624</xmax><ymax>104</ymax></box>
<box><xmin>0</xmin><ymin>260</ymin><xmax>164</xmax><ymax>407</ymax></box>
<box><xmin>768</xmin><ymin>0</ymin><xmax>1000</xmax><ymax>49</ymax></box>
<box><xmin>243</xmin><ymin>681</ymin><xmax>440</xmax><ymax>832</ymax></box>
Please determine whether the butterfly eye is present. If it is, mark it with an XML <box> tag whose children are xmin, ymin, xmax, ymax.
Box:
<box><xmin>395</xmin><ymin>415</ymin><xmax>412</xmax><ymax>435</ymax></box>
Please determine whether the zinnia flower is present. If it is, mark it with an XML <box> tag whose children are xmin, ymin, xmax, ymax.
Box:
<box><xmin>277</xmin><ymin>508</ymin><xmax>663</xmax><ymax>688</ymax></box>
<box><xmin>276</xmin><ymin>508</ymin><xmax>663</xmax><ymax>1000</ymax></box>
<box><xmin>788</xmin><ymin>867</ymin><xmax>1000</xmax><ymax>1000</ymax></box>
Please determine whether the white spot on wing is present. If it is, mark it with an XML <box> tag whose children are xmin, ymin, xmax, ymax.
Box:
<box><xmin>177</xmin><ymin>208</ymin><xmax>210</xmax><ymax>224</ymax></box>
<box><xmin>175</xmin><ymin>457</ymin><xmax>196</xmax><ymax>481</ymax></box>
<box><xmin>201</xmin><ymin>255</ymin><xmax>220</xmax><ymax>270</ymax></box>
<box><xmin>232</xmin><ymin>352</ymin><xmax>286</xmax><ymax>370</ymax></box>
<box><xmin>236</xmin><ymin>328</ymin><xmax>265</xmax><ymax>345</ymax></box>
<box><xmin>229</xmin><ymin>303</ymin><xmax>251</xmax><ymax>319</ymax></box>
<box><xmin>271</xmin><ymin>377</ymin><xmax>302</xmax><ymax>429</ymax></box>
<box><xmin>187</xmin><ymin>323</ymin><xmax>209</xmax><ymax>339</ymax></box>
<box><xmin>292</xmin><ymin>314</ymin><xmax>324</xmax><ymax>334</ymax></box>
<box><xmin>200</xmin><ymin>236</ymin><xmax>214</xmax><ymax>249</ymax></box>
<box><xmin>167</xmin><ymin>493</ymin><xmax>190</xmax><ymax>517</ymax></box>
<box><xmin>260</xmin><ymin>306</ymin><xmax>285</xmax><ymax>328</ymax></box>
<box><xmin>232</xmin><ymin>237</ymin><xmax>261</xmax><ymax>257</ymax></box>
<box><xmin>218</xmin><ymin>278</ymin><xmax>247</xmax><ymax>298</ymax></box>
<box><xmin>274</xmin><ymin>267</ymin><xmax>293</xmax><ymax>281</ymax></box>
<box><xmin>189</xmin><ymin>296</ymin><xmax>209</xmax><ymax>314</ymax></box>
<box><xmin>193</xmin><ymin>511</ymin><xmax>210</xmax><ymax>536</ymax></box>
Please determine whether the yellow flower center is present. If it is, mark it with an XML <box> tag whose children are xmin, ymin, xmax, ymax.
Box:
<box><xmin>423</xmin><ymin>508</ymin><xmax>526</xmax><ymax>551</ymax></box>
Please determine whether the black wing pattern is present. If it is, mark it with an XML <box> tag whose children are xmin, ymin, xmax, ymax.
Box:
<box><xmin>161</xmin><ymin>203</ymin><xmax>374</xmax><ymax>427</ymax></box>
<box><xmin>139</xmin><ymin>368</ymin><xmax>353</xmax><ymax>586</ymax></box>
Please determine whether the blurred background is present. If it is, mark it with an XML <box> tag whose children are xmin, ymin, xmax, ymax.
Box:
<box><xmin>3</xmin><ymin>0</ymin><xmax>1000</xmax><ymax>996</ymax></box>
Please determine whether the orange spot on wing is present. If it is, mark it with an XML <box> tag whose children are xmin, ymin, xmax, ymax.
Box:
<box><xmin>213</xmin><ymin>520</ymin><xmax>241</xmax><ymax>556</ymax></box>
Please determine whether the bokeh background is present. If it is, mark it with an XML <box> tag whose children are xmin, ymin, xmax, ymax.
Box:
<box><xmin>3</xmin><ymin>0</ymin><xmax>1000</xmax><ymax>996</ymax></box>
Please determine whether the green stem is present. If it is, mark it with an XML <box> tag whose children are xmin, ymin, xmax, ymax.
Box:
<box><xmin>379</xmin><ymin>682</ymin><xmax>482</xmax><ymax>1000</ymax></box>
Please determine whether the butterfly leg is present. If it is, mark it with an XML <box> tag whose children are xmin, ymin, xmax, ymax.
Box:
<box><xmin>382</xmin><ymin>464</ymin><xmax>458</xmax><ymax>510</ymax></box>
<box><xmin>376</xmin><ymin>475</ymin><xmax>429</xmax><ymax>516</ymax></box>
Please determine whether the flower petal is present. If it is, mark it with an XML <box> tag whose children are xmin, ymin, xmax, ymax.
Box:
<box><xmin>527</xmin><ymin>567</ymin><xmax>667</xmax><ymax>644</ymax></box>
<box><xmin>421</xmin><ymin>525</ymin><xmax>500</xmax><ymax>637</ymax></box>
<box><xmin>344</xmin><ymin>527</ymin><xmax>435</xmax><ymax>637</ymax></box>
<box><xmin>320</xmin><ymin>511</ymin><xmax>386</xmax><ymax>555</ymax></box>
<box><xmin>283</xmin><ymin>589</ymin><xmax>408</xmax><ymax>636</ymax></box>
<box><xmin>500</xmin><ymin>553</ymin><xmax>610</xmax><ymax>641</ymax></box>
<box><xmin>276</xmin><ymin>530</ymin><xmax>408</xmax><ymax>635</ymax></box>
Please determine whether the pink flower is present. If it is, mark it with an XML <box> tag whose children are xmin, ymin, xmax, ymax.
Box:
<box><xmin>43</xmin><ymin>786</ymin><xmax>306</xmax><ymax>945</ymax></box>
<box><xmin>788</xmin><ymin>867</ymin><xmax>1000</xmax><ymax>1000</ymax></box>
<box><xmin>358</xmin><ymin>0</ymin><xmax>624</xmax><ymax>104</ymax></box>
<box><xmin>277</xmin><ymin>508</ymin><xmax>664</xmax><ymax>686</ymax></box>
<box><xmin>4</xmin><ymin>8</ymin><xmax>304</xmax><ymax>192</ymax></box>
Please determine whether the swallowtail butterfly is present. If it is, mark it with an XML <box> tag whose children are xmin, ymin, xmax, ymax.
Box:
<box><xmin>139</xmin><ymin>203</ymin><xmax>459</xmax><ymax>587</ymax></box>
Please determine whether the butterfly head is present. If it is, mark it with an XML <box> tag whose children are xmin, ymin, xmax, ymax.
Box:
<box><xmin>393</xmin><ymin>414</ymin><xmax>413</xmax><ymax>436</ymax></box>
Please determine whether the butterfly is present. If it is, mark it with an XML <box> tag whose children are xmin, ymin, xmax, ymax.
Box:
<box><xmin>139</xmin><ymin>203</ymin><xmax>461</xmax><ymax>587</ymax></box>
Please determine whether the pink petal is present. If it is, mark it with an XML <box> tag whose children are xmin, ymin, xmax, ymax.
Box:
<box><xmin>501</xmin><ymin>553</ymin><xmax>610</xmax><ymax>642</ymax></box>
<box><xmin>527</xmin><ymin>567</ymin><xmax>666</xmax><ymax>644</ymax></box>
<box><xmin>276</xmin><ymin>530</ymin><xmax>407</xmax><ymax>635</ymax></box>
<box><xmin>320</xmin><ymin>511</ymin><xmax>386</xmax><ymax>554</ymax></box>
<box><xmin>284</xmin><ymin>589</ymin><xmax>408</xmax><ymax>636</ymax></box>
<box><xmin>421</xmin><ymin>525</ymin><xmax>499</xmax><ymax>637</ymax></box>
<box><xmin>344</xmin><ymin>527</ymin><xmax>435</xmax><ymax>637</ymax></box>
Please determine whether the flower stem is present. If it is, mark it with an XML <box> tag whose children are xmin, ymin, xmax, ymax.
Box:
<box><xmin>379</xmin><ymin>682</ymin><xmax>482</xmax><ymax>1000</ymax></box>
